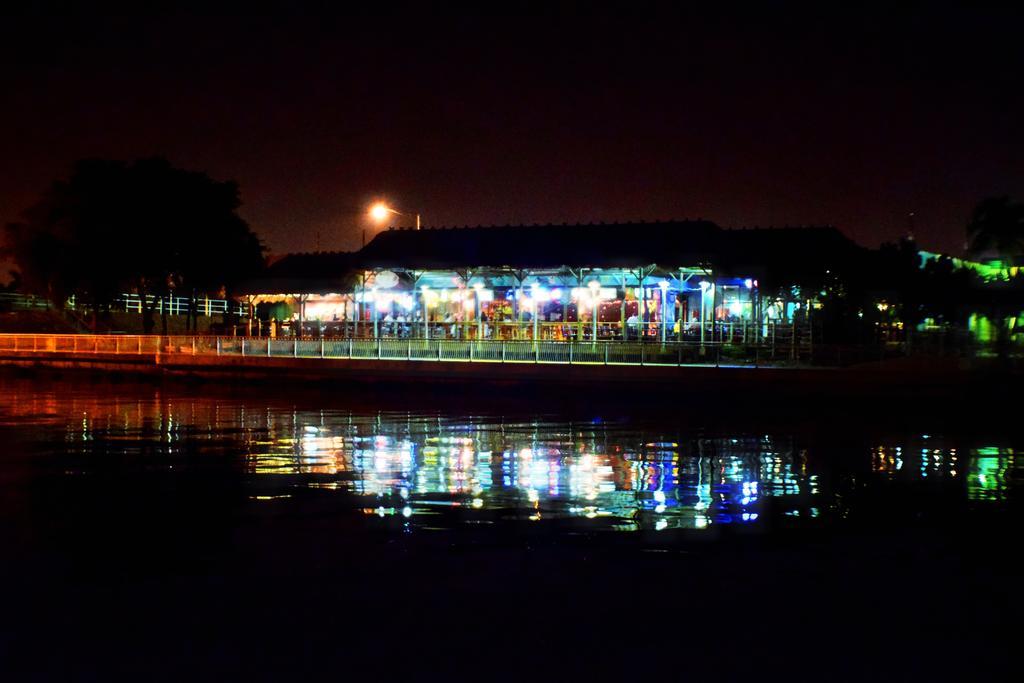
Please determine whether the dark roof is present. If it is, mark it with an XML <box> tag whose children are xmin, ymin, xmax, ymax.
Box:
<box><xmin>356</xmin><ymin>220</ymin><xmax>723</xmax><ymax>270</ymax></box>
<box><xmin>717</xmin><ymin>225</ymin><xmax>869</xmax><ymax>276</ymax></box>
<box><xmin>236</xmin><ymin>251</ymin><xmax>357</xmax><ymax>294</ymax></box>
<box><xmin>238</xmin><ymin>222</ymin><xmax>869</xmax><ymax>293</ymax></box>
<box><xmin>355</xmin><ymin>221</ymin><xmax>866</xmax><ymax>275</ymax></box>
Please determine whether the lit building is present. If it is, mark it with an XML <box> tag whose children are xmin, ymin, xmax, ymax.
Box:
<box><xmin>241</xmin><ymin>220</ymin><xmax>865</xmax><ymax>342</ymax></box>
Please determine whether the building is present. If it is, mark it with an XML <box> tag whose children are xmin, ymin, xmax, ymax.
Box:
<box><xmin>240</xmin><ymin>220</ymin><xmax>868</xmax><ymax>341</ymax></box>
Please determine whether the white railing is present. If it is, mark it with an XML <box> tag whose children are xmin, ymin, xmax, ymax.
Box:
<box><xmin>115</xmin><ymin>294</ymin><xmax>248</xmax><ymax>316</ymax></box>
<box><xmin>0</xmin><ymin>333</ymin><xmax>810</xmax><ymax>367</ymax></box>
<box><xmin>0</xmin><ymin>293</ymin><xmax>247</xmax><ymax>316</ymax></box>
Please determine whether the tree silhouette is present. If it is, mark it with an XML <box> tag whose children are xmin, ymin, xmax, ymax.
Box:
<box><xmin>966</xmin><ymin>196</ymin><xmax>1024</xmax><ymax>271</ymax></box>
<box><xmin>2</xmin><ymin>158</ymin><xmax>265</xmax><ymax>333</ymax></box>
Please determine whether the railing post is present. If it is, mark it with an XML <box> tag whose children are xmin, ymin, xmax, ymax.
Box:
<box><xmin>407</xmin><ymin>338</ymin><xmax>412</xmax><ymax>360</ymax></box>
<box><xmin>137</xmin><ymin>337</ymin><xmax>142</xmax><ymax>354</ymax></box>
<box><xmin>469</xmin><ymin>342</ymin><xmax>474</xmax><ymax>362</ymax></box>
<box><xmin>242</xmin><ymin>339</ymin><xmax>247</xmax><ymax>357</ymax></box>
<box><xmin>94</xmin><ymin>337</ymin><xmax>98</xmax><ymax>353</ymax></box>
<box><xmin>267</xmin><ymin>339</ymin><xmax>271</xmax><ymax>357</ymax></box>
<box><xmin>293</xmin><ymin>339</ymin><xmax>298</xmax><ymax>358</ymax></box>
<box><xmin>604</xmin><ymin>343</ymin><xmax>609</xmax><ymax>365</ymax></box>
<box><xmin>320</xmin><ymin>338</ymin><xmax>325</xmax><ymax>358</ymax></box>
<box><xmin>569</xmin><ymin>343</ymin><xmax>573</xmax><ymax>364</ymax></box>
<box><xmin>217</xmin><ymin>337</ymin><xmax>221</xmax><ymax>355</ymax></box>
<box><xmin>349</xmin><ymin>339</ymin><xmax>354</xmax><ymax>359</ymax></box>
<box><xmin>502</xmin><ymin>341</ymin><xmax>506</xmax><ymax>363</ymax></box>
<box><xmin>640</xmin><ymin>343</ymin><xmax>644</xmax><ymax>366</ymax></box>
<box><xmin>192</xmin><ymin>338</ymin><xmax>197</xmax><ymax>355</ymax></box>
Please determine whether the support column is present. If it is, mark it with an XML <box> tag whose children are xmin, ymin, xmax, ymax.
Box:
<box><xmin>620</xmin><ymin>272</ymin><xmax>627</xmax><ymax>340</ymax></box>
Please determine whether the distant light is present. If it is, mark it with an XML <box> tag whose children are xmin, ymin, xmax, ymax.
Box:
<box><xmin>729</xmin><ymin>302</ymin><xmax>743</xmax><ymax>316</ymax></box>
<box><xmin>549</xmin><ymin>288</ymin><xmax>562</xmax><ymax>301</ymax></box>
<box><xmin>369</xmin><ymin>202</ymin><xmax>391</xmax><ymax>223</ymax></box>
<box><xmin>588</xmin><ymin>279</ymin><xmax>601</xmax><ymax>290</ymax></box>
<box><xmin>658</xmin><ymin>279</ymin><xmax>670</xmax><ymax>290</ymax></box>
<box><xmin>699</xmin><ymin>280</ymin><xmax>711</xmax><ymax>291</ymax></box>
<box><xmin>744</xmin><ymin>278</ymin><xmax>753</xmax><ymax>289</ymax></box>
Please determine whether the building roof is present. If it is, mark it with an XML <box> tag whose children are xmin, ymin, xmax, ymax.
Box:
<box><xmin>239</xmin><ymin>221</ymin><xmax>868</xmax><ymax>293</ymax></box>
<box><xmin>356</xmin><ymin>221</ymin><xmax>866</xmax><ymax>277</ymax></box>
<box><xmin>236</xmin><ymin>251</ymin><xmax>357</xmax><ymax>295</ymax></box>
<box><xmin>356</xmin><ymin>220</ymin><xmax>723</xmax><ymax>270</ymax></box>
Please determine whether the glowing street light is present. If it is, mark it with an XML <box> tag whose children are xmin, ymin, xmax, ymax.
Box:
<box><xmin>368</xmin><ymin>202</ymin><xmax>421</xmax><ymax>229</ymax></box>
<box><xmin>364</xmin><ymin>202</ymin><xmax>422</xmax><ymax>247</ymax></box>
<box><xmin>369</xmin><ymin>203</ymin><xmax>392</xmax><ymax>223</ymax></box>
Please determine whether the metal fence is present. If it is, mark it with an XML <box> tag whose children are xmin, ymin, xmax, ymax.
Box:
<box><xmin>0</xmin><ymin>292</ymin><xmax>247</xmax><ymax>316</ymax></box>
<box><xmin>0</xmin><ymin>333</ymin><xmax>819</xmax><ymax>367</ymax></box>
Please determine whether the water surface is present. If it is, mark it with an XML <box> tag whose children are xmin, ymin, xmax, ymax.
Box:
<box><xmin>1</xmin><ymin>374</ymin><xmax>1020</xmax><ymax>680</ymax></box>
<box><xmin>1</xmin><ymin>374</ymin><xmax>1017</xmax><ymax>537</ymax></box>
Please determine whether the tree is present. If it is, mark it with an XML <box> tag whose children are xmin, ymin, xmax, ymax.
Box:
<box><xmin>0</xmin><ymin>271</ymin><xmax>20</xmax><ymax>293</ymax></box>
<box><xmin>2</xmin><ymin>158</ymin><xmax>265</xmax><ymax>333</ymax></box>
<box><xmin>966</xmin><ymin>196</ymin><xmax>1024</xmax><ymax>271</ymax></box>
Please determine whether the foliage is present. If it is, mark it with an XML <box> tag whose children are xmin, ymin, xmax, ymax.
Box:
<box><xmin>966</xmin><ymin>196</ymin><xmax>1024</xmax><ymax>265</ymax></box>
<box><xmin>1</xmin><ymin>158</ymin><xmax>265</xmax><ymax>332</ymax></box>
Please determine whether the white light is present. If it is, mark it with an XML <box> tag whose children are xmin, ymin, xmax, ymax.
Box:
<box><xmin>549</xmin><ymin>288</ymin><xmax>562</xmax><ymax>301</ymax></box>
<box><xmin>658</xmin><ymin>280</ymin><xmax>669</xmax><ymax>290</ymax></box>
<box><xmin>402</xmin><ymin>506</ymin><xmax>412</xmax><ymax>518</ymax></box>
<box><xmin>744</xmin><ymin>278</ymin><xmax>753</xmax><ymax>289</ymax></box>
<box><xmin>699</xmin><ymin>281</ymin><xmax>710</xmax><ymax>291</ymax></box>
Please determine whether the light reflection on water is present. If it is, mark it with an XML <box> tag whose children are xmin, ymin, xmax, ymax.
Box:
<box><xmin>0</xmin><ymin>377</ymin><xmax>1019</xmax><ymax>534</ymax></box>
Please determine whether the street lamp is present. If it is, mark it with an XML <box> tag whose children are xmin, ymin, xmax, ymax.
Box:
<box><xmin>366</xmin><ymin>202</ymin><xmax>421</xmax><ymax>247</ymax></box>
<box><xmin>587</xmin><ymin>280</ymin><xmax>600</xmax><ymax>343</ymax></box>
<box><xmin>658</xmin><ymin>280</ymin><xmax>670</xmax><ymax>343</ymax></box>
<box><xmin>698</xmin><ymin>280</ymin><xmax>710</xmax><ymax>347</ymax></box>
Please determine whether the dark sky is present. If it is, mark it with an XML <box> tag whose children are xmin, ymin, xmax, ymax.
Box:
<box><xmin>1</xmin><ymin>3</ymin><xmax>1022</xmax><ymax>262</ymax></box>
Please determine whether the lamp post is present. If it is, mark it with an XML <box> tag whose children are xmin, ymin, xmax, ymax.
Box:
<box><xmin>699</xmin><ymin>280</ymin><xmax>710</xmax><ymax>347</ymax></box>
<box><xmin>658</xmin><ymin>280</ymin><xmax>670</xmax><ymax>343</ymax></box>
<box><xmin>530</xmin><ymin>283</ymin><xmax>540</xmax><ymax>341</ymax></box>
<box><xmin>473</xmin><ymin>281</ymin><xmax>484</xmax><ymax>339</ymax></box>
<box><xmin>588</xmin><ymin>280</ymin><xmax>600</xmax><ymax>343</ymax></box>
<box><xmin>367</xmin><ymin>202</ymin><xmax>421</xmax><ymax>247</ymax></box>
<box><xmin>371</xmin><ymin>287</ymin><xmax>379</xmax><ymax>338</ymax></box>
<box><xmin>421</xmin><ymin>285</ymin><xmax>430</xmax><ymax>340</ymax></box>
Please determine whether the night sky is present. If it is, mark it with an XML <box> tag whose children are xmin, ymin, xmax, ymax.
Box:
<box><xmin>1</xmin><ymin>4</ymin><xmax>1022</xmax><ymax>266</ymax></box>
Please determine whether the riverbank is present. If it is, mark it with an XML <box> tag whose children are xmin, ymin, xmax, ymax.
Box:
<box><xmin>0</xmin><ymin>341</ymin><xmax>996</xmax><ymax>399</ymax></box>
